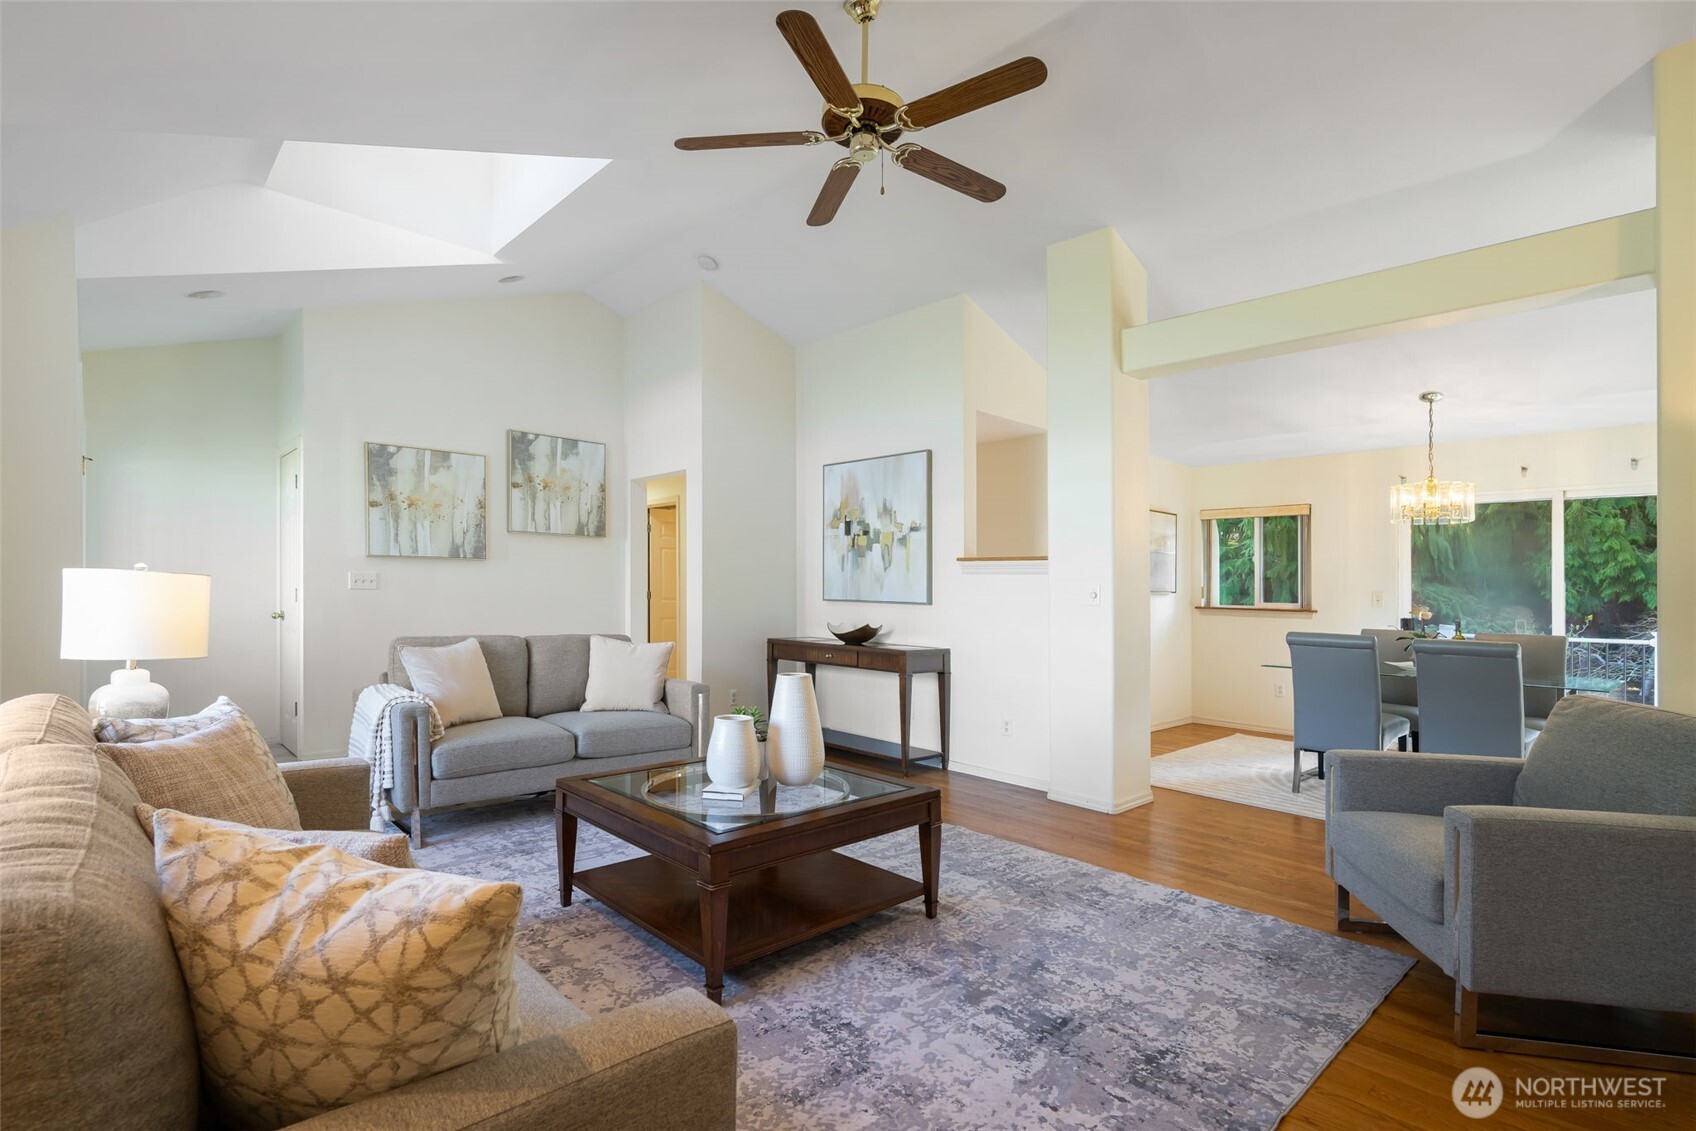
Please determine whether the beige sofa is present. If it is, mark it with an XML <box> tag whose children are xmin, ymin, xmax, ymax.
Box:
<box><xmin>0</xmin><ymin>694</ymin><xmax>737</xmax><ymax>1131</ymax></box>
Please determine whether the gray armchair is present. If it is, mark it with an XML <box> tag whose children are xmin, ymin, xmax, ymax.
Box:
<box><xmin>1326</xmin><ymin>694</ymin><xmax>1696</xmax><ymax>1069</ymax></box>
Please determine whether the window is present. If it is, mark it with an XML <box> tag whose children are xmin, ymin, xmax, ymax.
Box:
<box><xmin>1411</xmin><ymin>500</ymin><xmax>1553</xmax><ymax>634</ymax></box>
<box><xmin>1200</xmin><ymin>505</ymin><xmax>1311</xmax><ymax>609</ymax></box>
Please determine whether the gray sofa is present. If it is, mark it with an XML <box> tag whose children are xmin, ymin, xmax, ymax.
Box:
<box><xmin>378</xmin><ymin>634</ymin><xmax>708</xmax><ymax>845</ymax></box>
<box><xmin>1326</xmin><ymin>694</ymin><xmax>1695</xmax><ymax>1069</ymax></box>
<box><xmin>0</xmin><ymin>693</ymin><xmax>738</xmax><ymax>1130</ymax></box>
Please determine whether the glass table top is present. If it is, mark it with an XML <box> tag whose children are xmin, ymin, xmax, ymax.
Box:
<box><xmin>1259</xmin><ymin>660</ymin><xmax>1623</xmax><ymax>694</ymax></box>
<box><xmin>587</xmin><ymin>762</ymin><xmax>913</xmax><ymax>834</ymax></box>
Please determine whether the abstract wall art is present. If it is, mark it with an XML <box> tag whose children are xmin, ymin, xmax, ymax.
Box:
<box><xmin>823</xmin><ymin>449</ymin><xmax>931</xmax><ymax>604</ymax></box>
<box><xmin>507</xmin><ymin>430</ymin><xmax>607</xmax><ymax>537</ymax></box>
<box><xmin>365</xmin><ymin>443</ymin><xmax>487</xmax><ymax>559</ymax></box>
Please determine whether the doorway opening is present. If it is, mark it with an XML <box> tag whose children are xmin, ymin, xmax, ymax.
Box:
<box><xmin>277</xmin><ymin>444</ymin><xmax>303</xmax><ymax>754</ymax></box>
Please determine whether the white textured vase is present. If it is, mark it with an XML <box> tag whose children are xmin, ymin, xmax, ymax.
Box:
<box><xmin>705</xmin><ymin>714</ymin><xmax>760</xmax><ymax>790</ymax></box>
<box><xmin>767</xmin><ymin>672</ymin><xmax>825</xmax><ymax>786</ymax></box>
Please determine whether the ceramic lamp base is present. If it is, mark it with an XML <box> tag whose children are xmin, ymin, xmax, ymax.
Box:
<box><xmin>88</xmin><ymin>666</ymin><xmax>170</xmax><ymax>719</ymax></box>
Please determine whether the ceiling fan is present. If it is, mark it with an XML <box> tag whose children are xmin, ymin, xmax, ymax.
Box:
<box><xmin>675</xmin><ymin>0</ymin><xmax>1047</xmax><ymax>226</ymax></box>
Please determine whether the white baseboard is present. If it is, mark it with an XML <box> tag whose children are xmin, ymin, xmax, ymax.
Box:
<box><xmin>1189</xmin><ymin>715</ymin><xmax>1293</xmax><ymax>738</ymax></box>
<box><xmin>1152</xmin><ymin>715</ymin><xmax>1194</xmax><ymax>731</ymax></box>
<box><xmin>1045</xmin><ymin>786</ymin><xmax>1154</xmax><ymax>814</ymax></box>
<box><xmin>948</xmin><ymin>761</ymin><xmax>1048</xmax><ymax>793</ymax></box>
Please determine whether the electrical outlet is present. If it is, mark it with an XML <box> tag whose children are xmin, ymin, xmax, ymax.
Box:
<box><xmin>1273</xmin><ymin>682</ymin><xmax>1286</xmax><ymax>698</ymax></box>
<box><xmin>1371</xmin><ymin>590</ymin><xmax>1384</xmax><ymax>608</ymax></box>
<box><xmin>1001</xmin><ymin>718</ymin><xmax>1013</xmax><ymax>738</ymax></box>
<box><xmin>347</xmin><ymin>571</ymin><xmax>378</xmax><ymax>591</ymax></box>
<box><xmin>729</xmin><ymin>689</ymin><xmax>739</xmax><ymax>708</ymax></box>
<box><xmin>1086</xmin><ymin>584</ymin><xmax>1101</xmax><ymax>607</ymax></box>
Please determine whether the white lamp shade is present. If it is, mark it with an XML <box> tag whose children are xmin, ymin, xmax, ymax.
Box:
<box><xmin>61</xmin><ymin>568</ymin><xmax>211</xmax><ymax>661</ymax></box>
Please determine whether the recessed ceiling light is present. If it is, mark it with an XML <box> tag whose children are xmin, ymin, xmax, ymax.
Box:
<box><xmin>498</xmin><ymin>274</ymin><xmax>525</xmax><ymax>284</ymax></box>
<box><xmin>185</xmin><ymin>289</ymin><xmax>225</xmax><ymax>300</ymax></box>
<box><xmin>696</xmin><ymin>255</ymin><xmax>720</xmax><ymax>272</ymax></box>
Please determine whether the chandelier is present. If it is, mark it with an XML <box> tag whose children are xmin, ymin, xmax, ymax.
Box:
<box><xmin>1390</xmin><ymin>391</ymin><xmax>1475</xmax><ymax>525</ymax></box>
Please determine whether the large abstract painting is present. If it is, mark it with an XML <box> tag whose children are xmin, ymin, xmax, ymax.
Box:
<box><xmin>365</xmin><ymin>443</ymin><xmax>487</xmax><ymax>559</ymax></box>
<box><xmin>507</xmin><ymin>430</ymin><xmax>607</xmax><ymax>537</ymax></box>
<box><xmin>823</xmin><ymin>449</ymin><xmax>931</xmax><ymax>604</ymax></box>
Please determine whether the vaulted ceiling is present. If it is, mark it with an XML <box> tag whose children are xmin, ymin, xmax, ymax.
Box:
<box><xmin>3</xmin><ymin>1</ymin><xmax>1689</xmax><ymax>463</ymax></box>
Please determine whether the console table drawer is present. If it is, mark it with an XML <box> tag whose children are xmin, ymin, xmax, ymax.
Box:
<box><xmin>776</xmin><ymin>643</ymin><xmax>851</xmax><ymax>666</ymax></box>
<box><xmin>853</xmin><ymin>649</ymin><xmax>905</xmax><ymax>673</ymax></box>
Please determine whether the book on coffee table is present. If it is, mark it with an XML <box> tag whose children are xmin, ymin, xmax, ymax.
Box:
<box><xmin>701</xmin><ymin>781</ymin><xmax>759</xmax><ymax>802</ymax></box>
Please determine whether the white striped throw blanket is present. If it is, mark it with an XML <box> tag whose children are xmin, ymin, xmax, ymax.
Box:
<box><xmin>348</xmin><ymin>684</ymin><xmax>445</xmax><ymax>831</ymax></box>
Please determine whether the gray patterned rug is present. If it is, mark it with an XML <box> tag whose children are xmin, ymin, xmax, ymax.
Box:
<box><xmin>411</xmin><ymin>797</ymin><xmax>1412</xmax><ymax>1129</ymax></box>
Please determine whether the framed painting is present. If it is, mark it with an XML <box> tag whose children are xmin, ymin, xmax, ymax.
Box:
<box><xmin>365</xmin><ymin>443</ymin><xmax>487</xmax><ymax>559</ymax></box>
<box><xmin>507</xmin><ymin>430</ymin><xmax>607</xmax><ymax>537</ymax></box>
<box><xmin>823</xmin><ymin>449</ymin><xmax>931</xmax><ymax>604</ymax></box>
<box><xmin>1150</xmin><ymin>509</ymin><xmax>1178</xmax><ymax>593</ymax></box>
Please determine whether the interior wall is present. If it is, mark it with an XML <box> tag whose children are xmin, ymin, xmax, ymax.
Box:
<box><xmin>1187</xmin><ymin>422</ymin><xmax>1657</xmax><ymax>733</ymax></box>
<box><xmin>1149</xmin><ymin>454</ymin><xmax>1194</xmax><ymax>727</ymax></box>
<box><xmin>963</xmin><ymin>302</ymin><xmax>1047</xmax><ymax>556</ymax></box>
<box><xmin>796</xmin><ymin>296</ymin><xmax>1053</xmax><ymax>790</ymax></box>
<box><xmin>975</xmin><ymin>434</ymin><xmax>1047</xmax><ymax>557</ymax></box>
<box><xmin>296</xmin><ymin>292</ymin><xmax>626</xmax><ymax>755</ymax></box>
<box><xmin>81</xmin><ymin>337</ymin><xmax>287</xmax><ymax>736</ymax></box>
<box><xmin>0</xmin><ymin>216</ymin><xmax>84</xmax><ymax>701</ymax></box>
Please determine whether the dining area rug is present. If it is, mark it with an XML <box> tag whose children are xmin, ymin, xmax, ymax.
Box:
<box><xmin>1152</xmin><ymin>734</ymin><xmax>1327</xmax><ymax>819</ymax></box>
<box><xmin>412</xmin><ymin>797</ymin><xmax>1409</xmax><ymax>1129</ymax></box>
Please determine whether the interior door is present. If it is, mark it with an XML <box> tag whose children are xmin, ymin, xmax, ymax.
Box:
<box><xmin>278</xmin><ymin>448</ymin><xmax>303</xmax><ymax>753</ymax></box>
<box><xmin>647</xmin><ymin>503</ymin><xmax>681</xmax><ymax>678</ymax></box>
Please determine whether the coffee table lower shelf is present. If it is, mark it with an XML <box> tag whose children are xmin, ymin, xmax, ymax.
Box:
<box><xmin>570</xmin><ymin>851</ymin><xmax>924</xmax><ymax>979</ymax></box>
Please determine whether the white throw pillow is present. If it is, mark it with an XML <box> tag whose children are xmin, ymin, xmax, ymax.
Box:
<box><xmin>95</xmin><ymin>694</ymin><xmax>241</xmax><ymax>743</ymax></box>
<box><xmin>581</xmin><ymin>635</ymin><xmax>673</xmax><ymax>712</ymax></box>
<box><xmin>153</xmin><ymin>810</ymin><xmax>522</xmax><ymax>1129</ymax></box>
<box><xmin>400</xmin><ymin>638</ymin><xmax>503</xmax><ymax>727</ymax></box>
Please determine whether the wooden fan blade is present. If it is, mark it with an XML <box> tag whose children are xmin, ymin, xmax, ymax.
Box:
<box><xmin>807</xmin><ymin>162</ymin><xmax>860</xmax><ymax>226</ymax></box>
<box><xmin>893</xmin><ymin>145</ymin><xmax>1005</xmax><ymax>203</ymax></box>
<box><xmin>900</xmin><ymin>57</ymin><xmax>1047</xmax><ymax>129</ymax></box>
<box><xmin>776</xmin><ymin>10</ymin><xmax>860</xmax><ymax>113</ymax></box>
<box><xmin>675</xmin><ymin>131</ymin><xmax>819</xmax><ymax>151</ymax></box>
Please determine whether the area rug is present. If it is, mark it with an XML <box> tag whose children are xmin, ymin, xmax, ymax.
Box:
<box><xmin>1153</xmin><ymin>734</ymin><xmax>1327</xmax><ymax>820</ymax></box>
<box><xmin>412</xmin><ymin>797</ymin><xmax>1409</xmax><ymax>1129</ymax></box>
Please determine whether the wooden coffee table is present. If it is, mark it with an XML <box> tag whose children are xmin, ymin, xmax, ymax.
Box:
<box><xmin>555</xmin><ymin>760</ymin><xmax>941</xmax><ymax>1003</ymax></box>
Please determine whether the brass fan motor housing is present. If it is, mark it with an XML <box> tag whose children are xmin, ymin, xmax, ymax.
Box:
<box><xmin>823</xmin><ymin>82</ymin><xmax>904</xmax><ymax>145</ymax></box>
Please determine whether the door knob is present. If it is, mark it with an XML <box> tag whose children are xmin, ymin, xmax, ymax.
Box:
<box><xmin>271</xmin><ymin>611</ymin><xmax>286</xmax><ymax>620</ymax></box>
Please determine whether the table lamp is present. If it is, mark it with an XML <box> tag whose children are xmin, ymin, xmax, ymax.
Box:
<box><xmin>61</xmin><ymin>564</ymin><xmax>211</xmax><ymax>718</ymax></box>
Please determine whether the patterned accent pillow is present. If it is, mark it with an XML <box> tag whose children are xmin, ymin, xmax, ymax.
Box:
<box><xmin>134</xmin><ymin>805</ymin><xmax>416</xmax><ymax>869</ymax></box>
<box><xmin>95</xmin><ymin>694</ymin><xmax>242</xmax><ymax>743</ymax></box>
<box><xmin>153</xmin><ymin>811</ymin><xmax>523</xmax><ymax>1129</ymax></box>
<box><xmin>100</xmin><ymin>711</ymin><xmax>302</xmax><ymax>830</ymax></box>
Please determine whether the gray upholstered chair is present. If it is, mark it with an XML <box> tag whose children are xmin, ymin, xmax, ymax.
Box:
<box><xmin>1359</xmin><ymin>628</ymin><xmax>1419</xmax><ymax>741</ymax></box>
<box><xmin>1326</xmin><ymin>695</ymin><xmax>1696</xmax><ymax>1069</ymax></box>
<box><xmin>1477</xmin><ymin>632</ymin><xmax>1567</xmax><ymax>730</ymax></box>
<box><xmin>1411</xmin><ymin>640</ymin><xmax>1538</xmax><ymax>757</ymax></box>
<box><xmin>1287</xmin><ymin>632</ymin><xmax>1411</xmax><ymax>793</ymax></box>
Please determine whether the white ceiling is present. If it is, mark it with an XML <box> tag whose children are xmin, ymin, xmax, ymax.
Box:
<box><xmin>3</xmin><ymin>1</ymin><xmax>1689</xmax><ymax>459</ymax></box>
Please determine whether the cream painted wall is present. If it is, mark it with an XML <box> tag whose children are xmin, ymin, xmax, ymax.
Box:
<box><xmin>1188</xmin><ymin>422</ymin><xmax>1657</xmax><ymax>733</ymax></box>
<box><xmin>0</xmin><ymin>216</ymin><xmax>84</xmax><ymax>701</ymax></box>
<box><xmin>963</xmin><ymin>302</ymin><xmax>1046</xmax><ymax>556</ymax></box>
<box><xmin>975</xmin><ymin>435</ymin><xmax>1047</xmax><ymax>557</ymax></box>
<box><xmin>296</xmin><ymin>292</ymin><xmax>626</xmax><ymax>755</ymax></box>
<box><xmin>796</xmin><ymin>296</ymin><xmax>1053</xmax><ymax>790</ymax></box>
<box><xmin>82</xmin><ymin>338</ymin><xmax>286</xmax><ymax>737</ymax></box>
<box><xmin>1149</xmin><ymin>454</ymin><xmax>1194</xmax><ymax>728</ymax></box>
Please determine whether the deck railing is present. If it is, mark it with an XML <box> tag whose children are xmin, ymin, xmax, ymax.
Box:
<box><xmin>1566</xmin><ymin>637</ymin><xmax>1657</xmax><ymax>705</ymax></box>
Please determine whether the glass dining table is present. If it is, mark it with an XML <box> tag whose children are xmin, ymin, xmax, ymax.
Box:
<box><xmin>1260</xmin><ymin>659</ymin><xmax>1625</xmax><ymax>696</ymax></box>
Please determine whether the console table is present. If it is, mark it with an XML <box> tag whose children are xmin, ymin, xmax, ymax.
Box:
<box><xmin>766</xmin><ymin>637</ymin><xmax>950</xmax><ymax>776</ymax></box>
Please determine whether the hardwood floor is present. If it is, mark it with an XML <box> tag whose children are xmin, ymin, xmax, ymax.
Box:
<box><xmin>829</xmin><ymin>723</ymin><xmax>1693</xmax><ymax>1129</ymax></box>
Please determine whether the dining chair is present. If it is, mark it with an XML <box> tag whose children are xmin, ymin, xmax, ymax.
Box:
<box><xmin>1476</xmin><ymin>632</ymin><xmax>1566</xmax><ymax>730</ymax></box>
<box><xmin>1286</xmin><ymin>632</ymin><xmax>1412</xmax><ymax>793</ymax></box>
<box><xmin>1359</xmin><ymin>628</ymin><xmax>1419</xmax><ymax>745</ymax></box>
<box><xmin>1410</xmin><ymin>640</ymin><xmax>1540</xmax><ymax>757</ymax></box>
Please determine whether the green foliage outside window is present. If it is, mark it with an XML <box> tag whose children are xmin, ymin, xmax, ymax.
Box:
<box><xmin>1216</xmin><ymin>517</ymin><xmax>1255</xmax><ymax>605</ymax></box>
<box><xmin>1261</xmin><ymin>515</ymin><xmax>1301</xmax><ymax>604</ymax></box>
<box><xmin>1564</xmin><ymin>496</ymin><xmax>1657</xmax><ymax>638</ymax></box>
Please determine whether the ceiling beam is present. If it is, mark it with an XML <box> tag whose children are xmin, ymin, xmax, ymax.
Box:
<box><xmin>1121</xmin><ymin>209</ymin><xmax>1658</xmax><ymax>379</ymax></box>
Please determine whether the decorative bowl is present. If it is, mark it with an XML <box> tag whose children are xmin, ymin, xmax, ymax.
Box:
<box><xmin>827</xmin><ymin>622</ymin><xmax>883</xmax><ymax>646</ymax></box>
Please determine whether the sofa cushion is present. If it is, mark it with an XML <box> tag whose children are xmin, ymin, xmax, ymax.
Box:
<box><xmin>0</xmin><ymin>743</ymin><xmax>200</xmax><ymax>1130</ymax></box>
<box><xmin>1328</xmin><ymin>811</ymin><xmax>1447</xmax><ymax>923</ymax></box>
<box><xmin>542</xmin><ymin>710</ymin><xmax>692</xmax><ymax>759</ymax></box>
<box><xmin>400</xmin><ymin>638</ymin><xmax>504</xmax><ymax>727</ymax></box>
<box><xmin>527</xmin><ymin>633</ymin><xmax>628</xmax><ymax>717</ymax></box>
<box><xmin>153</xmin><ymin>810</ymin><xmax>523</xmax><ymax>1129</ymax></box>
<box><xmin>431</xmin><ymin>716</ymin><xmax>576</xmax><ymax>780</ymax></box>
<box><xmin>100</xmin><ymin>710</ymin><xmax>302</xmax><ymax>830</ymax></box>
<box><xmin>511</xmin><ymin>958</ymin><xmax>590</xmax><ymax>1040</ymax></box>
<box><xmin>1514</xmin><ymin>696</ymin><xmax>1696</xmax><ymax>817</ymax></box>
<box><xmin>0</xmin><ymin>692</ymin><xmax>93</xmax><ymax>754</ymax></box>
<box><xmin>390</xmin><ymin>635</ymin><xmax>529</xmax><ymax>718</ymax></box>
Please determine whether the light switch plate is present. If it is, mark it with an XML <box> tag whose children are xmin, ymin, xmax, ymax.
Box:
<box><xmin>348</xmin><ymin>571</ymin><xmax>378</xmax><ymax>591</ymax></box>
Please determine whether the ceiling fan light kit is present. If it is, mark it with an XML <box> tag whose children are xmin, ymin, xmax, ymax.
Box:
<box><xmin>675</xmin><ymin>1</ymin><xmax>1046</xmax><ymax>225</ymax></box>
